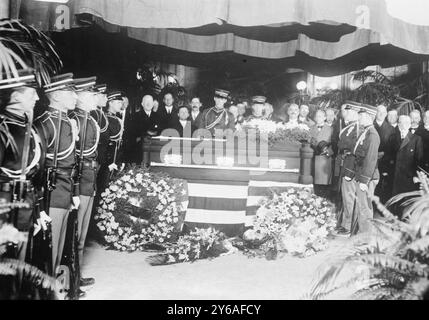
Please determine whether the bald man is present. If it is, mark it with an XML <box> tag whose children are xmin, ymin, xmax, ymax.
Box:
<box><xmin>410</xmin><ymin>109</ymin><xmax>423</xmax><ymax>134</ymax></box>
<box><xmin>374</xmin><ymin>105</ymin><xmax>396</xmax><ymax>203</ymax></box>
<box><xmin>136</xmin><ymin>95</ymin><xmax>160</xmax><ymax>162</ymax></box>
<box><xmin>140</xmin><ymin>95</ymin><xmax>161</xmax><ymax>136</ymax></box>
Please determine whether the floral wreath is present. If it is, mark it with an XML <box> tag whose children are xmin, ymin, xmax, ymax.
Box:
<box><xmin>95</xmin><ymin>166</ymin><xmax>188</xmax><ymax>251</ymax></box>
<box><xmin>244</xmin><ymin>187</ymin><xmax>337</xmax><ymax>258</ymax></box>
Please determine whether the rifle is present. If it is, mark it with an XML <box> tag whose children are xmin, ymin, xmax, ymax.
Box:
<box><xmin>109</xmin><ymin>109</ymin><xmax>126</xmax><ymax>179</ymax></box>
<box><xmin>45</xmin><ymin>110</ymin><xmax>63</xmax><ymax>215</ymax></box>
<box><xmin>10</xmin><ymin>112</ymin><xmax>33</xmax><ymax>227</ymax></box>
<box><xmin>63</xmin><ymin>112</ymin><xmax>88</xmax><ymax>300</ymax></box>
<box><xmin>78</xmin><ymin>112</ymin><xmax>89</xmax><ymax>184</ymax></box>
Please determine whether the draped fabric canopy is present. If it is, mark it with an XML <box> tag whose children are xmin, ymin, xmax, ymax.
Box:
<box><xmin>19</xmin><ymin>0</ymin><xmax>429</xmax><ymax>76</ymax></box>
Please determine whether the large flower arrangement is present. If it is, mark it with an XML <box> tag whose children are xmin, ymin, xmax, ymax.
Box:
<box><xmin>237</xmin><ymin>119</ymin><xmax>311</xmax><ymax>147</ymax></box>
<box><xmin>95</xmin><ymin>166</ymin><xmax>188</xmax><ymax>251</ymax></box>
<box><xmin>244</xmin><ymin>187</ymin><xmax>336</xmax><ymax>258</ymax></box>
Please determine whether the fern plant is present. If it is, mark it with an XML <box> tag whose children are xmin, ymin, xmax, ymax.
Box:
<box><xmin>306</xmin><ymin>171</ymin><xmax>429</xmax><ymax>300</ymax></box>
<box><xmin>0</xmin><ymin>200</ymin><xmax>59</xmax><ymax>300</ymax></box>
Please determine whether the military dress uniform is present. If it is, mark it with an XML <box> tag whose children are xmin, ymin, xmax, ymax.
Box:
<box><xmin>90</xmin><ymin>84</ymin><xmax>109</xmax><ymax>163</ymax></box>
<box><xmin>352</xmin><ymin>121</ymin><xmax>380</xmax><ymax>235</ymax></box>
<box><xmin>0</xmin><ymin>111</ymin><xmax>46</xmax><ymax>261</ymax></box>
<box><xmin>337</xmin><ymin>120</ymin><xmax>360</xmax><ymax>232</ymax></box>
<box><xmin>34</xmin><ymin>73</ymin><xmax>79</xmax><ymax>271</ymax></box>
<box><xmin>0</xmin><ymin>76</ymin><xmax>46</xmax><ymax>262</ymax></box>
<box><xmin>95</xmin><ymin>92</ymin><xmax>123</xmax><ymax>203</ymax></box>
<box><xmin>69</xmin><ymin>77</ymin><xmax>100</xmax><ymax>267</ymax></box>
<box><xmin>200</xmin><ymin>89</ymin><xmax>235</xmax><ymax>135</ymax></box>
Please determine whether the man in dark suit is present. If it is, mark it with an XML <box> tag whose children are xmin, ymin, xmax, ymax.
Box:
<box><xmin>139</xmin><ymin>95</ymin><xmax>161</xmax><ymax>139</ymax></box>
<box><xmin>331</xmin><ymin>104</ymin><xmax>348</xmax><ymax>156</ymax></box>
<box><xmin>390</xmin><ymin>115</ymin><xmax>423</xmax><ymax>199</ymax></box>
<box><xmin>168</xmin><ymin>105</ymin><xmax>195</xmax><ymax>137</ymax></box>
<box><xmin>373</xmin><ymin>105</ymin><xmax>396</xmax><ymax>203</ymax></box>
<box><xmin>415</xmin><ymin>110</ymin><xmax>429</xmax><ymax>173</ymax></box>
<box><xmin>157</xmin><ymin>92</ymin><xmax>178</xmax><ymax>131</ymax></box>
<box><xmin>189</xmin><ymin>96</ymin><xmax>204</xmax><ymax>129</ymax></box>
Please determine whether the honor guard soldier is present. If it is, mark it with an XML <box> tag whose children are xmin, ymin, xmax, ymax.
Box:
<box><xmin>335</xmin><ymin>102</ymin><xmax>360</xmax><ymax>236</ymax></box>
<box><xmin>91</xmin><ymin>84</ymin><xmax>109</xmax><ymax>162</ymax></box>
<box><xmin>351</xmin><ymin>104</ymin><xmax>380</xmax><ymax>235</ymax></box>
<box><xmin>247</xmin><ymin>96</ymin><xmax>267</xmax><ymax>121</ymax></box>
<box><xmin>95</xmin><ymin>91</ymin><xmax>124</xmax><ymax>204</ymax></box>
<box><xmin>34</xmin><ymin>73</ymin><xmax>80</xmax><ymax>273</ymax></box>
<box><xmin>69</xmin><ymin>77</ymin><xmax>99</xmax><ymax>289</ymax></box>
<box><xmin>200</xmin><ymin>89</ymin><xmax>235</xmax><ymax>135</ymax></box>
<box><xmin>0</xmin><ymin>69</ymin><xmax>47</xmax><ymax>264</ymax></box>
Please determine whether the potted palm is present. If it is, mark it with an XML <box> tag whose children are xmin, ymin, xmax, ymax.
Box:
<box><xmin>306</xmin><ymin>171</ymin><xmax>429</xmax><ymax>300</ymax></box>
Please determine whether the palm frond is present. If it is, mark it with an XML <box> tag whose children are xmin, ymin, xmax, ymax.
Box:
<box><xmin>404</xmin><ymin>235</ymin><xmax>429</xmax><ymax>257</ymax></box>
<box><xmin>351</xmin><ymin>82</ymin><xmax>400</xmax><ymax>108</ymax></box>
<box><xmin>0</xmin><ymin>258</ymin><xmax>59</xmax><ymax>292</ymax></box>
<box><xmin>0</xmin><ymin>19</ymin><xmax>62</xmax><ymax>85</ymax></box>
<box><xmin>352</xmin><ymin>70</ymin><xmax>392</xmax><ymax>84</ymax></box>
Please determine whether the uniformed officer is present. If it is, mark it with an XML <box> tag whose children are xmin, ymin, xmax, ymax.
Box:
<box><xmin>34</xmin><ymin>73</ymin><xmax>80</xmax><ymax>272</ymax></box>
<box><xmin>69</xmin><ymin>77</ymin><xmax>99</xmax><ymax>288</ymax></box>
<box><xmin>200</xmin><ymin>89</ymin><xmax>235</xmax><ymax>135</ymax></box>
<box><xmin>336</xmin><ymin>103</ymin><xmax>360</xmax><ymax>236</ymax></box>
<box><xmin>95</xmin><ymin>91</ymin><xmax>124</xmax><ymax>204</ymax></box>
<box><xmin>0</xmin><ymin>69</ymin><xmax>46</xmax><ymax>263</ymax></box>
<box><xmin>246</xmin><ymin>96</ymin><xmax>267</xmax><ymax>121</ymax></box>
<box><xmin>91</xmin><ymin>84</ymin><xmax>109</xmax><ymax>162</ymax></box>
<box><xmin>351</xmin><ymin>104</ymin><xmax>380</xmax><ymax>235</ymax></box>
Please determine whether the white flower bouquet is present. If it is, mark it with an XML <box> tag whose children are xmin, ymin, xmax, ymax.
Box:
<box><xmin>248</xmin><ymin>187</ymin><xmax>336</xmax><ymax>258</ymax></box>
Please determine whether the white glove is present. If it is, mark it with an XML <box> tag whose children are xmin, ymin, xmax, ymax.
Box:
<box><xmin>359</xmin><ymin>183</ymin><xmax>368</xmax><ymax>192</ymax></box>
<box><xmin>70</xmin><ymin>119</ymin><xmax>79</xmax><ymax>141</ymax></box>
<box><xmin>108</xmin><ymin>163</ymin><xmax>118</xmax><ymax>171</ymax></box>
<box><xmin>119</xmin><ymin>163</ymin><xmax>125</xmax><ymax>172</ymax></box>
<box><xmin>413</xmin><ymin>176</ymin><xmax>420</xmax><ymax>184</ymax></box>
<box><xmin>33</xmin><ymin>211</ymin><xmax>52</xmax><ymax>236</ymax></box>
<box><xmin>71</xmin><ymin>196</ymin><xmax>80</xmax><ymax>210</ymax></box>
<box><xmin>344</xmin><ymin>176</ymin><xmax>352</xmax><ymax>181</ymax></box>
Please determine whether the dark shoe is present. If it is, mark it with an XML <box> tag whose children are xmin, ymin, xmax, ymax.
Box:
<box><xmin>64</xmin><ymin>289</ymin><xmax>86</xmax><ymax>300</ymax></box>
<box><xmin>78</xmin><ymin>289</ymin><xmax>86</xmax><ymax>299</ymax></box>
<box><xmin>80</xmin><ymin>277</ymin><xmax>95</xmax><ymax>287</ymax></box>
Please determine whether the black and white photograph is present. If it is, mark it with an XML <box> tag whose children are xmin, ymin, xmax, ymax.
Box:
<box><xmin>1</xmin><ymin>0</ymin><xmax>429</xmax><ymax>305</ymax></box>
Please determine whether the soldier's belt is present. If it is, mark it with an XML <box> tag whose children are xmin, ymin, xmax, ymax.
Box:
<box><xmin>82</xmin><ymin>160</ymin><xmax>98</xmax><ymax>169</ymax></box>
<box><xmin>46</xmin><ymin>167</ymin><xmax>75</xmax><ymax>177</ymax></box>
<box><xmin>0</xmin><ymin>180</ymin><xmax>34</xmax><ymax>193</ymax></box>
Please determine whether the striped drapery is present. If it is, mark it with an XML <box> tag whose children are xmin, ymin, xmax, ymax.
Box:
<box><xmin>185</xmin><ymin>179</ymin><xmax>249</xmax><ymax>236</ymax></box>
<box><xmin>151</xmin><ymin>163</ymin><xmax>311</xmax><ymax>236</ymax></box>
<box><xmin>18</xmin><ymin>0</ymin><xmax>429</xmax><ymax>76</ymax></box>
